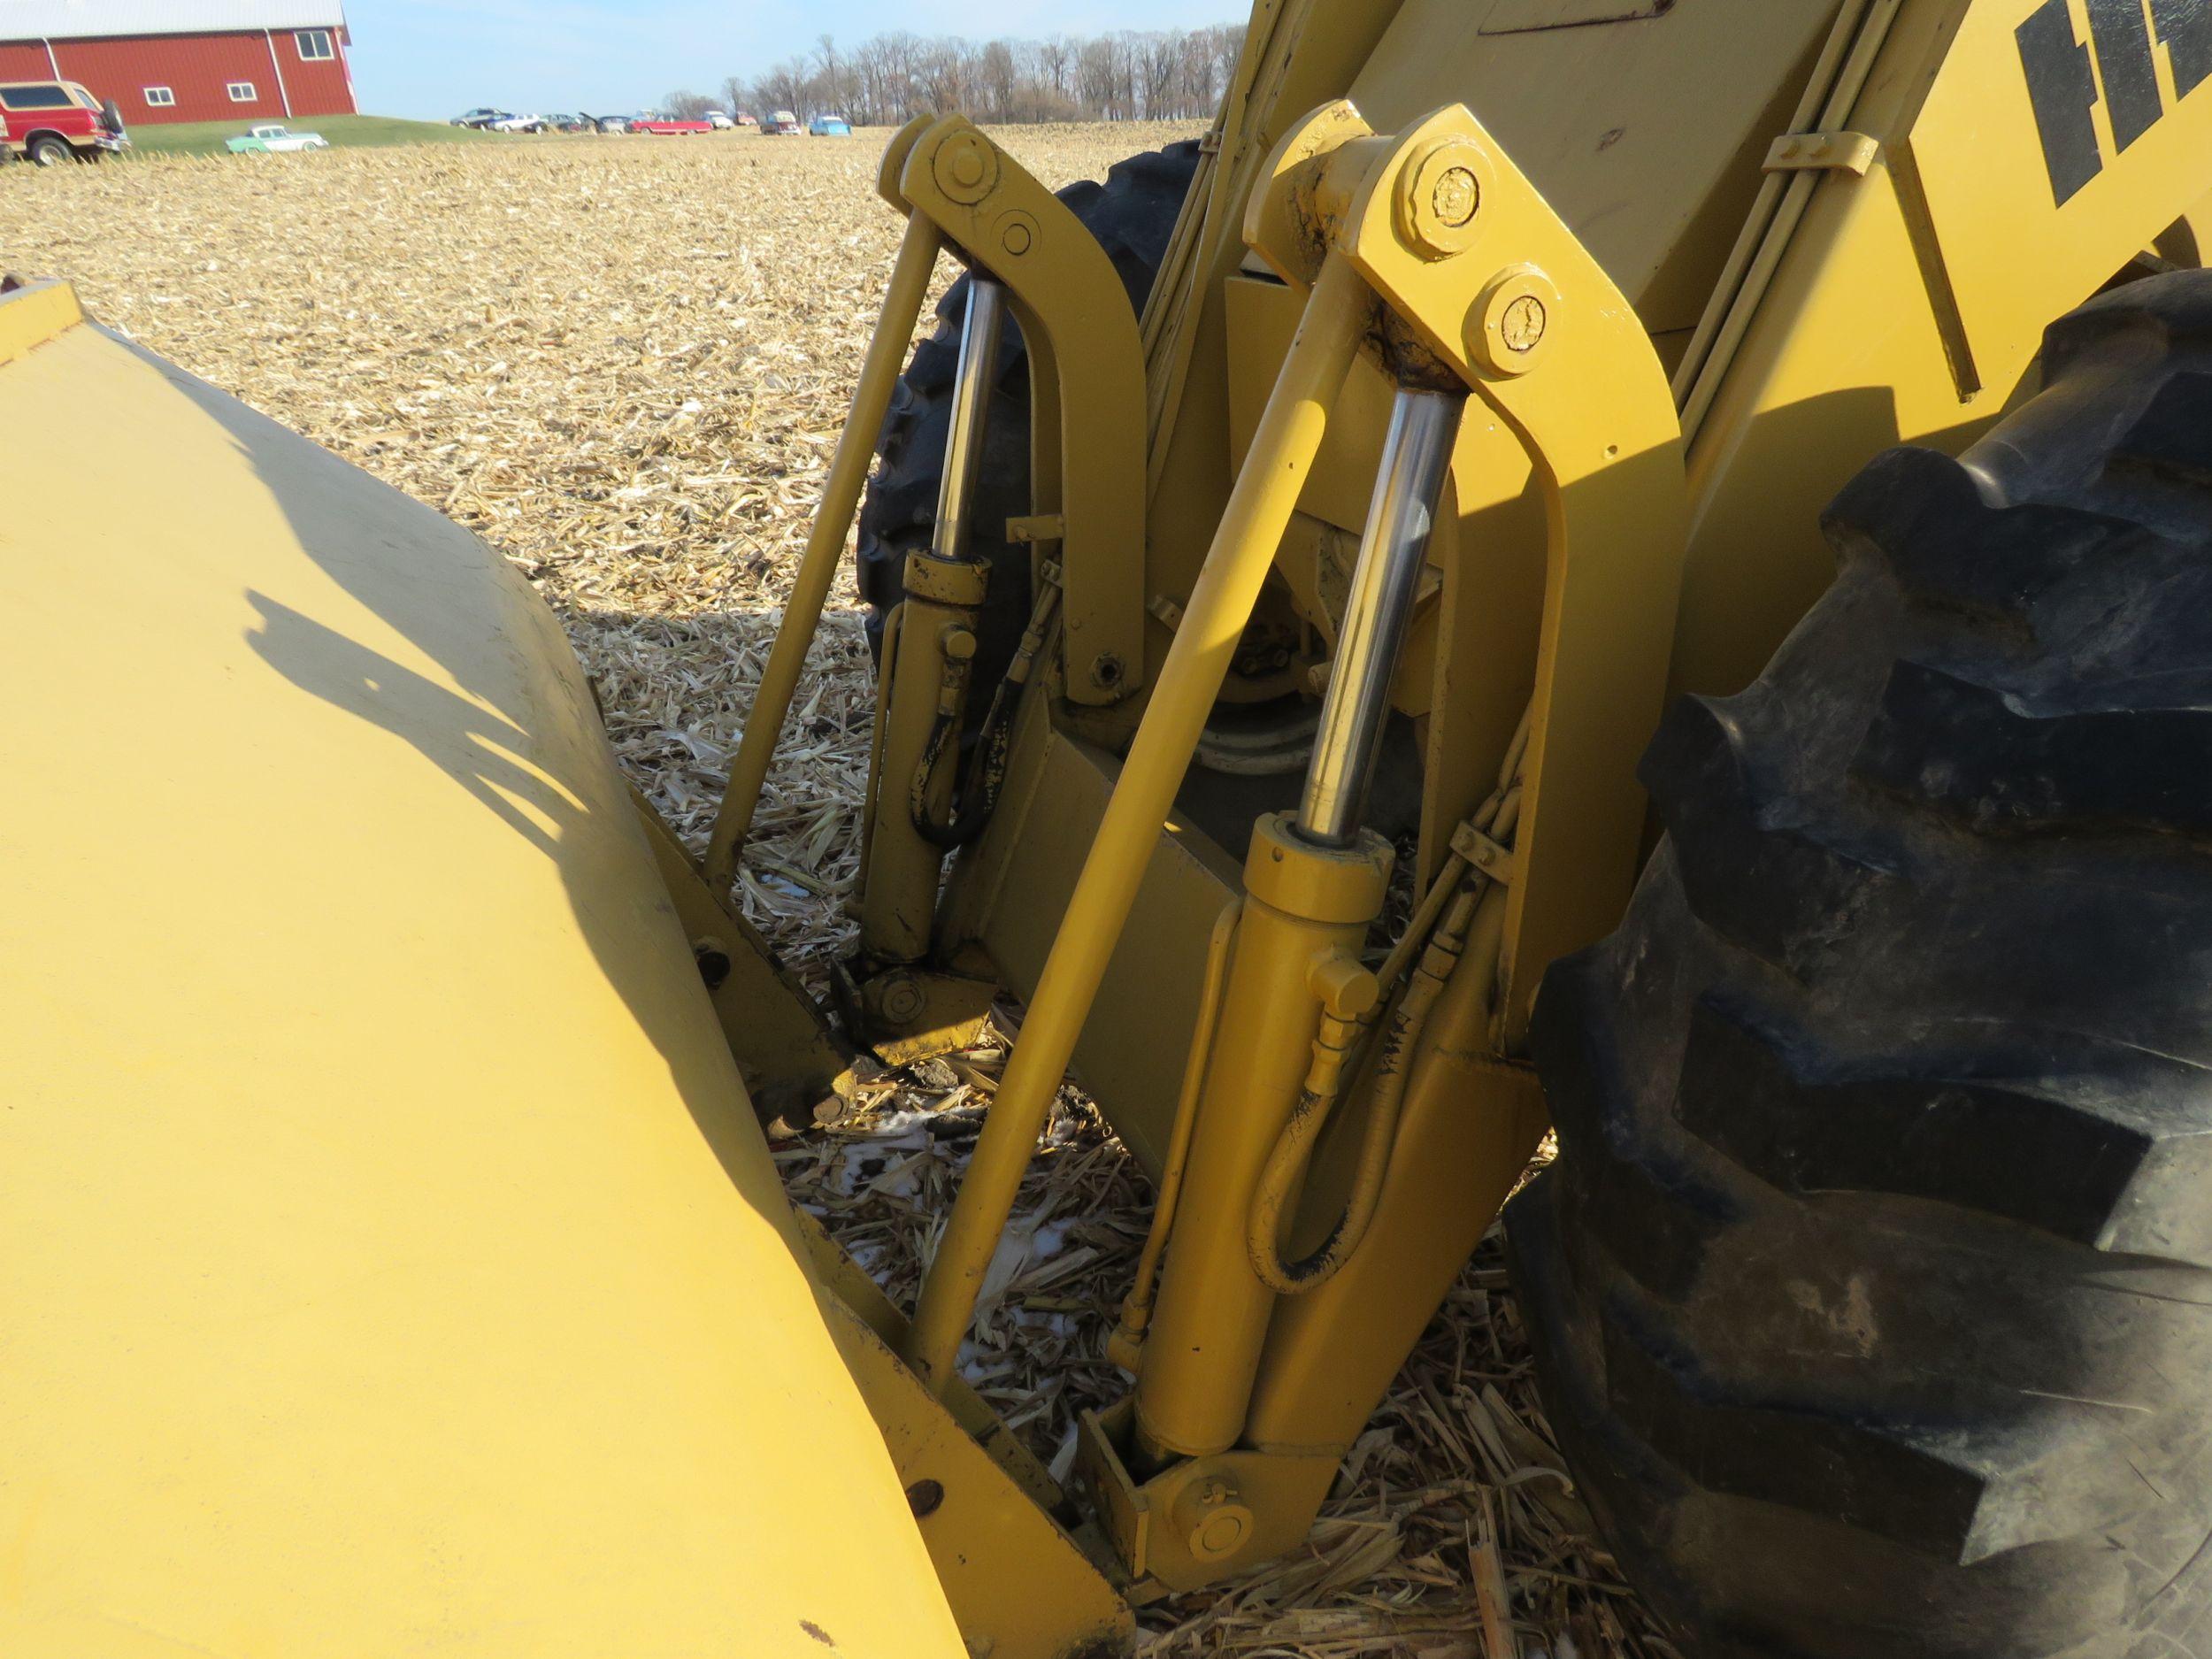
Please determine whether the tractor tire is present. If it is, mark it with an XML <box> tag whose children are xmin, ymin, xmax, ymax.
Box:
<box><xmin>1506</xmin><ymin>270</ymin><xmax>2212</xmax><ymax>1658</ymax></box>
<box><xmin>27</xmin><ymin>134</ymin><xmax>70</xmax><ymax>167</ymax></box>
<box><xmin>856</xmin><ymin>139</ymin><xmax>1202</xmax><ymax>701</ymax></box>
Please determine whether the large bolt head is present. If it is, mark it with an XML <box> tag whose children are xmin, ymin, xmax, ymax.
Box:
<box><xmin>876</xmin><ymin>971</ymin><xmax>927</xmax><ymax>1026</ymax></box>
<box><xmin>1468</xmin><ymin>264</ymin><xmax>1562</xmax><ymax>378</ymax></box>
<box><xmin>1499</xmin><ymin>293</ymin><xmax>1547</xmax><ymax>352</ymax></box>
<box><xmin>933</xmin><ymin>131</ymin><xmax>998</xmax><ymax>205</ymax></box>
<box><xmin>1431</xmin><ymin>165</ymin><xmax>1479</xmax><ymax>227</ymax></box>
<box><xmin>1397</xmin><ymin>139</ymin><xmax>1487</xmax><ymax>260</ymax></box>
<box><xmin>1172</xmin><ymin>1476</ymin><xmax>1254</xmax><ymax>1561</ymax></box>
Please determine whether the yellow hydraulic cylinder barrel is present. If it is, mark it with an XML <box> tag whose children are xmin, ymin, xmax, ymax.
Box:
<box><xmin>904</xmin><ymin>253</ymin><xmax>1371</xmax><ymax>1391</ymax></box>
<box><xmin>1134</xmin><ymin>815</ymin><xmax>1389</xmax><ymax>1458</ymax></box>
<box><xmin>859</xmin><ymin>277</ymin><xmax>1005</xmax><ymax>963</ymax></box>
<box><xmin>705</xmin><ymin>211</ymin><xmax>940</xmax><ymax>887</ymax></box>
<box><xmin>861</xmin><ymin>575</ymin><xmax>981</xmax><ymax>961</ymax></box>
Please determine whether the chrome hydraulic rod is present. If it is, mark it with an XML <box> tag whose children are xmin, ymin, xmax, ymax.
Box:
<box><xmin>1297</xmin><ymin>387</ymin><xmax>1463</xmax><ymax>847</ymax></box>
<box><xmin>903</xmin><ymin>253</ymin><xmax>1371</xmax><ymax>1393</ymax></box>
<box><xmin>705</xmin><ymin>212</ymin><xmax>941</xmax><ymax>887</ymax></box>
<box><xmin>932</xmin><ymin>278</ymin><xmax>1007</xmax><ymax>560</ymax></box>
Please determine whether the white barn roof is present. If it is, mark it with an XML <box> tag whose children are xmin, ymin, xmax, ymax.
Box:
<box><xmin>0</xmin><ymin>1</ymin><xmax>345</xmax><ymax>38</ymax></box>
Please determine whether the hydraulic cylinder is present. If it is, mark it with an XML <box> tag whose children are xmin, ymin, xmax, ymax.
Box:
<box><xmin>860</xmin><ymin>277</ymin><xmax>1005</xmax><ymax>964</ymax></box>
<box><xmin>1133</xmin><ymin>384</ymin><xmax>1463</xmax><ymax>1459</ymax></box>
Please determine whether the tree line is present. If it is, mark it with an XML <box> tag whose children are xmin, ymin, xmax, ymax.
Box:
<box><xmin>657</xmin><ymin>25</ymin><xmax>1245</xmax><ymax>127</ymax></box>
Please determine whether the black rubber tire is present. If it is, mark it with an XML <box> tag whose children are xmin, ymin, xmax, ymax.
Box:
<box><xmin>1507</xmin><ymin>270</ymin><xmax>2212</xmax><ymax>1659</ymax></box>
<box><xmin>856</xmin><ymin>140</ymin><xmax>1202</xmax><ymax>698</ymax></box>
<box><xmin>27</xmin><ymin>134</ymin><xmax>70</xmax><ymax>167</ymax></box>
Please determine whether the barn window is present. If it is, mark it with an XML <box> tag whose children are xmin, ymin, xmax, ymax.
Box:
<box><xmin>227</xmin><ymin>81</ymin><xmax>257</xmax><ymax>102</ymax></box>
<box><xmin>296</xmin><ymin>28</ymin><xmax>334</xmax><ymax>60</ymax></box>
<box><xmin>143</xmin><ymin>86</ymin><xmax>175</xmax><ymax>107</ymax></box>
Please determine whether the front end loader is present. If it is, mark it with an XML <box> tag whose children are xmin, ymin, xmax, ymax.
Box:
<box><xmin>11</xmin><ymin>1</ymin><xmax>2212</xmax><ymax>1654</ymax></box>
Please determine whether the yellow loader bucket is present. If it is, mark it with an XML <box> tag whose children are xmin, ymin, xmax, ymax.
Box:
<box><xmin>0</xmin><ymin>281</ymin><xmax>962</xmax><ymax>1659</ymax></box>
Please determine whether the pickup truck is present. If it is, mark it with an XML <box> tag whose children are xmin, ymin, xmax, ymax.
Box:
<box><xmin>0</xmin><ymin>80</ymin><xmax>128</xmax><ymax>165</ymax></box>
<box><xmin>628</xmin><ymin>114</ymin><xmax>712</xmax><ymax>136</ymax></box>
<box><xmin>226</xmin><ymin>124</ymin><xmax>330</xmax><ymax>155</ymax></box>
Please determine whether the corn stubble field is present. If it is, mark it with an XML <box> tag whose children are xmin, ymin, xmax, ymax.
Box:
<box><xmin>2</xmin><ymin>134</ymin><xmax>1672</xmax><ymax>1656</ymax></box>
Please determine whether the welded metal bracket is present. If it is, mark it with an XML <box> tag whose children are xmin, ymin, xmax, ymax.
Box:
<box><xmin>1763</xmin><ymin>129</ymin><xmax>1880</xmax><ymax>175</ymax></box>
<box><xmin>800</xmin><ymin>1214</ymin><xmax>1136</xmax><ymax>1655</ymax></box>
<box><xmin>629</xmin><ymin>787</ymin><xmax>862</xmax><ymax>1125</ymax></box>
<box><xmin>879</xmin><ymin>116</ymin><xmax>1148</xmax><ymax>705</ymax></box>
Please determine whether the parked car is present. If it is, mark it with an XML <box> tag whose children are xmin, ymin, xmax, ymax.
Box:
<box><xmin>595</xmin><ymin>114</ymin><xmax>633</xmax><ymax>133</ymax></box>
<box><xmin>733</xmin><ymin>111</ymin><xmax>758</xmax><ymax>128</ymax></box>
<box><xmin>489</xmin><ymin>113</ymin><xmax>545</xmax><ymax>134</ymax></box>
<box><xmin>545</xmin><ymin>113</ymin><xmax>592</xmax><ymax>133</ymax></box>
<box><xmin>225</xmin><ymin>123</ymin><xmax>329</xmax><ymax>154</ymax></box>
<box><xmin>0</xmin><ymin>81</ymin><xmax>127</xmax><ymax>165</ymax></box>
<box><xmin>704</xmin><ymin>109</ymin><xmax>735</xmax><ymax>130</ymax></box>
<box><xmin>763</xmin><ymin>109</ymin><xmax>802</xmax><ymax>134</ymax></box>
<box><xmin>808</xmin><ymin>114</ymin><xmax>852</xmax><ymax>137</ymax></box>
<box><xmin>629</xmin><ymin>114</ymin><xmax>712</xmax><ymax>135</ymax></box>
<box><xmin>450</xmin><ymin>108</ymin><xmax>510</xmax><ymax>128</ymax></box>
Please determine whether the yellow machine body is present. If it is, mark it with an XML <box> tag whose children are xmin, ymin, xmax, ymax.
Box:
<box><xmin>13</xmin><ymin>0</ymin><xmax>2212</xmax><ymax>1655</ymax></box>
<box><xmin>0</xmin><ymin>289</ymin><xmax>968</xmax><ymax>1658</ymax></box>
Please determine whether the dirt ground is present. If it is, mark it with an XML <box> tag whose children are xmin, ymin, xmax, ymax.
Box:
<box><xmin>0</xmin><ymin>130</ymin><xmax>1673</xmax><ymax>1657</ymax></box>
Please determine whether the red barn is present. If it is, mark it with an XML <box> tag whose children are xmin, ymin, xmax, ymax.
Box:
<box><xmin>0</xmin><ymin>2</ymin><xmax>353</xmax><ymax>127</ymax></box>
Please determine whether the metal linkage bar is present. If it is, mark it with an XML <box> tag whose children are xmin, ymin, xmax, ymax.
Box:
<box><xmin>704</xmin><ymin>211</ymin><xmax>941</xmax><ymax>887</ymax></box>
<box><xmin>1296</xmin><ymin>388</ymin><xmax>1463</xmax><ymax>847</ymax></box>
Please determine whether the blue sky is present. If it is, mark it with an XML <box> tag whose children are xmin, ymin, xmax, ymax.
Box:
<box><xmin>347</xmin><ymin>0</ymin><xmax>1229</xmax><ymax>119</ymax></box>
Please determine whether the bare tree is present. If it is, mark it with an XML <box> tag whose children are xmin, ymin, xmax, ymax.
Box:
<box><xmin>753</xmin><ymin>58</ymin><xmax>810</xmax><ymax>119</ymax></box>
<box><xmin>918</xmin><ymin>36</ymin><xmax>977</xmax><ymax>114</ymax></box>
<box><xmin>1035</xmin><ymin>35</ymin><xmax>1075</xmax><ymax>104</ymax></box>
<box><xmin>730</xmin><ymin>20</ymin><xmax>1242</xmax><ymax>127</ymax></box>
<box><xmin>719</xmin><ymin>74</ymin><xmax>749</xmax><ymax>118</ymax></box>
<box><xmin>815</xmin><ymin>35</ymin><xmax>850</xmax><ymax>119</ymax></box>
<box><xmin>662</xmin><ymin>88</ymin><xmax>713</xmax><ymax>119</ymax></box>
<box><xmin>978</xmin><ymin>39</ymin><xmax>1018</xmax><ymax>121</ymax></box>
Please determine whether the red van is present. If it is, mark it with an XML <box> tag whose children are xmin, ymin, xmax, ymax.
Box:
<box><xmin>0</xmin><ymin>81</ymin><xmax>129</xmax><ymax>166</ymax></box>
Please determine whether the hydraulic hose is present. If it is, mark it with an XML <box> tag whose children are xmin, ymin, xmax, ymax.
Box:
<box><xmin>1247</xmin><ymin>880</ymin><xmax>1480</xmax><ymax>1294</ymax></box>
<box><xmin>1245</xmin><ymin>703</ymin><xmax>1531</xmax><ymax>1296</ymax></box>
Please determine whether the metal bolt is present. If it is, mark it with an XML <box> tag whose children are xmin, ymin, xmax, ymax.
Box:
<box><xmin>1194</xmin><ymin>1509</ymin><xmax>1247</xmax><ymax>1555</ymax></box>
<box><xmin>1430</xmin><ymin>165</ymin><xmax>1479</xmax><ymax>227</ymax></box>
<box><xmin>1467</xmin><ymin>265</ymin><xmax>1561</xmax><ymax>378</ymax></box>
<box><xmin>1090</xmin><ymin>651</ymin><xmax>1126</xmax><ymax>690</ymax></box>
<box><xmin>1399</xmin><ymin>138</ymin><xmax>1487</xmax><ymax>259</ymax></box>
<box><xmin>1001</xmin><ymin>219</ymin><xmax>1033</xmax><ymax>257</ymax></box>
<box><xmin>692</xmin><ymin>938</ymin><xmax>733</xmax><ymax>992</ymax></box>
<box><xmin>878</xmin><ymin>972</ymin><xmax>926</xmax><ymax>1026</ymax></box>
<box><xmin>1500</xmin><ymin>294</ymin><xmax>1547</xmax><ymax>353</ymax></box>
<box><xmin>904</xmin><ymin>1478</ymin><xmax>945</xmax><ymax>1518</ymax></box>
<box><xmin>1179</xmin><ymin>1478</ymin><xmax>1252</xmax><ymax>1560</ymax></box>
<box><xmin>934</xmin><ymin>132</ymin><xmax>997</xmax><ymax>204</ymax></box>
